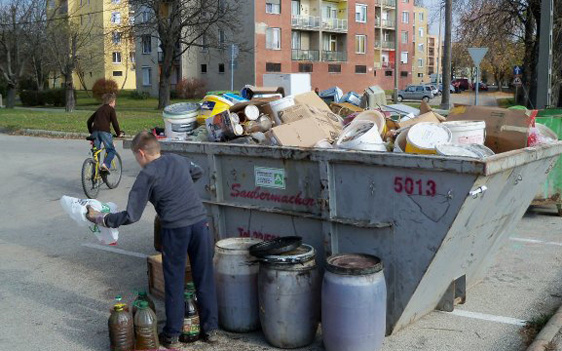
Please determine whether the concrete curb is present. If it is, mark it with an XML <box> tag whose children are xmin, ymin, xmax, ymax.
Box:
<box><xmin>1</xmin><ymin>128</ymin><xmax>89</xmax><ymax>139</ymax></box>
<box><xmin>527</xmin><ymin>304</ymin><xmax>562</xmax><ymax>351</ymax></box>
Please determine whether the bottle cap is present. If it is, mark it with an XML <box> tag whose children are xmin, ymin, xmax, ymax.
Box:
<box><xmin>114</xmin><ymin>303</ymin><xmax>126</xmax><ymax>311</ymax></box>
<box><xmin>114</xmin><ymin>295</ymin><xmax>122</xmax><ymax>301</ymax></box>
<box><xmin>184</xmin><ymin>291</ymin><xmax>193</xmax><ymax>299</ymax></box>
<box><xmin>138</xmin><ymin>291</ymin><xmax>148</xmax><ymax>297</ymax></box>
<box><xmin>138</xmin><ymin>300</ymin><xmax>149</xmax><ymax>309</ymax></box>
<box><xmin>186</xmin><ymin>282</ymin><xmax>195</xmax><ymax>289</ymax></box>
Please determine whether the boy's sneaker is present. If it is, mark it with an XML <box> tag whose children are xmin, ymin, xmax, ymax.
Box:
<box><xmin>201</xmin><ymin>329</ymin><xmax>219</xmax><ymax>344</ymax></box>
<box><xmin>158</xmin><ymin>332</ymin><xmax>182</xmax><ymax>349</ymax></box>
<box><xmin>100</xmin><ymin>164</ymin><xmax>110</xmax><ymax>173</ymax></box>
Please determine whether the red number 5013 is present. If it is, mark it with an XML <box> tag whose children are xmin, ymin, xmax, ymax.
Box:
<box><xmin>394</xmin><ymin>177</ymin><xmax>436</xmax><ymax>197</ymax></box>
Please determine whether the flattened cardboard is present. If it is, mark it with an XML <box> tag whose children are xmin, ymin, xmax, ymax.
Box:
<box><xmin>293</xmin><ymin>91</ymin><xmax>331</xmax><ymax>113</ymax></box>
<box><xmin>419</xmin><ymin>101</ymin><xmax>446</xmax><ymax>121</ymax></box>
<box><xmin>330</xmin><ymin>102</ymin><xmax>364</xmax><ymax>117</ymax></box>
<box><xmin>386</xmin><ymin>111</ymin><xmax>442</xmax><ymax>130</ymax></box>
<box><xmin>447</xmin><ymin>105</ymin><xmax>536</xmax><ymax>153</ymax></box>
<box><xmin>277</xmin><ymin>103</ymin><xmax>342</xmax><ymax>142</ymax></box>
<box><xmin>270</xmin><ymin>118</ymin><xmax>328</xmax><ymax>147</ymax></box>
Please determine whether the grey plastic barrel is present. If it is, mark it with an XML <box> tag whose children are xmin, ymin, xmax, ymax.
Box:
<box><xmin>258</xmin><ymin>244</ymin><xmax>320</xmax><ymax>349</ymax></box>
<box><xmin>322</xmin><ymin>254</ymin><xmax>387</xmax><ymax>351</ymax></box>
<box><xmin>214</xmin><ymin>238</ymin><xmax>263</xmax><ymax>332</ymax></box>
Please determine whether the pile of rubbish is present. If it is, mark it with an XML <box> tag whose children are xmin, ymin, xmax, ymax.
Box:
<box><xmin>159</xmin><ymin>86</ymin><xmax>557</xmax><ymax>158</ymax></box>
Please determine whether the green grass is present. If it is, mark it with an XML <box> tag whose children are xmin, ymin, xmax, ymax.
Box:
<box><xmin>0</xmin><ymin>108</ymin><xmax>164</xmax><ymax>134</ymax></box>
<box><xmin>497</xmin><ymin>98</ymin><xmax>516</xmax><ymax>108</ymax></box>
<box><xmin>72</xmin><ymin>90</ymin><xmax>200</xmax><ymax>110</ymax></box>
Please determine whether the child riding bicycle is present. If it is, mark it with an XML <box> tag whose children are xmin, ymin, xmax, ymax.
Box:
<box><xmin>87</xmin><ymin>92</ymin><xmax>124</xmax><ymax>172</ymax></box>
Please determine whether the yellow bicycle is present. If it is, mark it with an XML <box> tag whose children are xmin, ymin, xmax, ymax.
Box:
<box><xmin>81</xmin><ymin>135</ymin><xmax>123</xmax><ymax>199</ymax></box>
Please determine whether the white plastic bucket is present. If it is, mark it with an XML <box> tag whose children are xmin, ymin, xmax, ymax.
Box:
<box><xmin>436</xmin><ymin>144</ymin><xmax>482</xmax><ymax>158</ymax></box>
<box><xmin>163</xmin><ymin>102</ymin><xmax>199</xmax><ymax>140</ymax></box>
<box><xmin>336</xmin><ymin>121</ymin><xmax>387</xmax><ymax>152</ymax></box>
<box><xmin>352</xmin><ymin>110</ymin><xmax>387</xmax><ymax>136</ymax></box>
<box><xmin>393</xmin><ymin>128</ymin><xmax>409</xmax><ymax>153</ymax></box>
<box><xmin>442</xmin><ymin>121</ymin><xmax>486</xmax><ymax>145</ymax></box>
<box><xmin>406</xmin><ymin>123</ymin><xmax>452</xmax><ymax>154</ymax></box>
<box><xmin>268</xmin><ymin>96</ymin><xmax>295</xmax><ymax>125</ymax></box>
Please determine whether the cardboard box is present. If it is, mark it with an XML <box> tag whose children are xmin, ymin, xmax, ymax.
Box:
<box><xmin>270</xmin><ymin>118</ymin><xmax>329</xmax><ymax>147</ymax></box>
<box><xmin>330</xmin><ymin>102</ymin><xmax>364</xmax><ymax>117</ymax></box>
<box><xmin>293</xmin><ymin>91</ymin><xmax>331</xmax><ymax>113</ymax></box>
<box><xmin>277</xmin><ymin>103</ymin><xmax>342</xmax><ymax>141</ymax></box>
<box><xmin>386</xmin><ymin>111</ymin><xmax>443</xmax><ymax>130</ymax></box>
<box><xmin>447</xmin><ymin>105</ymin><xmax>536</xmax><ymax>153</ymax></box>
<box><xmin>147</xmin><ymin>254</ymin><xmax>192</xmax><ymax>300</ymax></box>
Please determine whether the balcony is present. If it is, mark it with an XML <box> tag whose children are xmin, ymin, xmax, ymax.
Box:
<box><xmin>292</xmin><ymin>14</ymin><xmax>321</xmax><ymax>30</ymax></box>
<box><xmin>322</xmin><ymin>51</ymin><xmax>347</xmax><ymax>62</ymax></box>
<box><xmin>382</xmin><ymin>62</ymin><xmax>395</xmax><ymax>69</ymax></box>
<box><xmin>382</xmin><ymin>41</ymin><xmax>395</xmax><ymax>50</ymax></box>
<box><xmin>322</xmin><ymin>18</ymin><xmax>348</xmax><ymax>32</ymax></box>
<box><xmin>292</xmin><ymin>49</ymin><xmax>320</xmax><ymax>61</ymax></box>
<box><xmin>382</xmin><ymin>0</ymin><xmax>396</xmax><ymax>8</ymax></box>
<box><xmin>375</xmin><ymin>18</ymin><xmax>381</xmax><ymax>26</ymax></box>
<box><xmin>382</xmin><ymin>18</ymin><xmax>395</xmax><ymax>28</ymax></box>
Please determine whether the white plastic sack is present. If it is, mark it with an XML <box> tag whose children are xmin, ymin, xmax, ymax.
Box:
<box><xmin>60</xmin><ymin>195</ymin><xmax>119</xmax><ymax>245</ymax></box>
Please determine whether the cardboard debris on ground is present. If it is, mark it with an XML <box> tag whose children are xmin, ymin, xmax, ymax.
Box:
<box><xmin>330</xmin><ymin>102</ymin><xmax>364</xmax><ymax>117</ymax></box>
<box><xmin>447</xmin><ymin>105</ymin><xmax>536</xmax><ymax>153</ymax></box>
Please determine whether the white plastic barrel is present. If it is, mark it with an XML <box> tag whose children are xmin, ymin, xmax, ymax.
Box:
<box><xmin>322</xmin><ymin>254</ymin><xmax>387</xmax><ymax>351</ymax></box>
<box><xmin>163</xmin><ymin>102</ymin><xmax>200</xmax><ymax>140</ymax></box>
<box><xmin>442</xmin><ymin>121</ymin><xmax>486</xmax><ymax>145</ymax></box>
<box><xmin>214</xmin><ymin>238</ymin><xmax>263</xmax><ymax>332</ymax></box>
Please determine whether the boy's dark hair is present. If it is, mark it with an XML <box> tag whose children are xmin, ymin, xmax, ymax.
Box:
<box><xmin>132</xmin><ymin>131</ymin><xmax>161</xmax><ymax>155</ymax></box>
<box><xmin>102</xmin><ymin>92</ymin><xmax>116</xmax><ymax>105</ymax></box>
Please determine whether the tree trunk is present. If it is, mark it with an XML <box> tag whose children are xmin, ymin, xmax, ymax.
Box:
<box><xmin>158</xmin><ymin>74</ymin><xmax>171</xmax><ymax>109</ymax></box>
<box><xmin>6</xmin><ymin>85</ymin><xmax>16</xmax><ymax>108</ymax></box>
<box><xmin>65</xmin><ymin>73</ymin><xmax>75</xmax><ymax>112</ymax></box>
<box><xmin>440</xmin><ymin>0</ymin><xmax>452</xmax><ymax>109</ymax></box>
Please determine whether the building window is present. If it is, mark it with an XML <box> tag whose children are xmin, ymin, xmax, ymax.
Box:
<box><xmin>201</xmin><ymin>64</ymin><xmax>207</xmax><ymax>73</ymax></box>
<box><xmin>219</xmin><ymin>63</ymin><xmax>225</xmax><ymax>73</ymax></box>
<box><xmin>111</xmin><ymin>12</ymin><xmax>121</xmax><ymax>24</ymax></box>
<box><xmin>355</xmin><ymin>65</ymin><xmax>367</xmax><ymax>74</ymax></box>
<box><xmin>266</xmin><ymin>0</ymin><xmax>281</xmax><ymax>14</ymax></box>
<box><xmin>142</xmin><ymin>67</ymin><xmax>152</xmax><ymax>86</ymax></box>
<box><xmin>418</xmin><ymin>73</ymin><xmax>424</xmax><ymax>77</ymax></box>
<box><xmin>266</xmin><ymin>62</ymin><xmax>282</xmax><ymax>72</ymax></box>
<box><xmin>112</xmin><ymin>52</ymin><xmax>122</xmax><ymax>63</ymax></box>
<box><xmin>129</xmin><ymin>52</ymin><xmax>135</xmax><ymax>63</ymax></box>
<box><xmin>373</xmin><ymin>70</ymin><xmax>377</xmax><ymax>77</ymax></box>
<box><xmin>266</xmin><ymin>27</ymin><xmax>281</xmax><ymax>50</ymax></box>
<box><xmin>402</xmin><ymin>0</ymin><xmax>409</xmax><ymax>2</ymax></box>
<box><xmin>112</xmin><ymin>71</ymin><xmax>123</xmax><ymax>76</ymax></box>
<box><xmin>418</xmin><ymin>43</ymin><xmax>424</xmax><ymax>52</ymax></box>
<box><xmin>401</xmin><ymin>31</ymin><xmax>408</xmax><ymax>44</ymax></box>
<box><xmin>328</xmin><ymin>64</ymin><xmax>341</xmax><ymax>73</ymax></box>
<box><xmin>418</xmin><ymin>58</ymin><xmax>424</xmax><ymax>67</ymax></box>
<box><xmin>141</xmin><ymin>35</ymin><xmax>151</xmax><ymax>54</ymax></box>
<box><xmin>219</xmin><ymin>29</ymin><xmax>226</xmax><ymax>45</ymax></box>
<box><xmin>385</xmin><ymin>71</ymin><xmax>393</xmax><ymax>76</ymax></box>
<box><xmin>355</xmin><ymin>35</ymin><xmax>366</xmax><ymax>54</ymax></box>
<box><xmin>401</xmin><ymin>71</ymin><xmax>408</xmax><ymax>77</ymax></box>
<box><xmin>355</xmin><ymin>4</ymin><xmax>367</xmax><ymax>23</ymax></box>
<box><xmin>112</xmin><ymin>0</ymin><xmax>120</xmax><ymax>4</ymax></box>
<box><xmin>292</xmin><ymin>31</ymin><xmax>301</xmax><ymax>50</ymax></box>
<box><xmin>299</xmin><ymin>63</ymin><xmax>313</xmax><ymax>72</ymax></box>
<box><xmin>141</xmin><ymin>11</ymin><xmax>150</xmax><ymax>23</ymax></box>
<box><xmin>112</xmin><ymin>32</ymin><xmax>122</xmax><ymax>45</ymax></box>
<box><xmin>400</xmin><ymin>51</ymin><xmax>408</xmax><ymax>64</ymax></box>
<box><xmin>419</xmin><ymin>12</ymin><xmax>424</xmax><ymax>22</ymax></box>
<box><xmin>402</xmin><ymin>12</ymin><xmax>409</xmax><ymax>24</ymax></box>
<box><xmin>419</xmin><ymin>27</ymin><xmax>424</xmax><ymax>37</ymax></box>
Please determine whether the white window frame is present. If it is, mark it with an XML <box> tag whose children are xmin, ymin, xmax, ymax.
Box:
<box><xmin>402</xmin><ymin>11</ymin><xmax>409</xmax><ymax>24</ymax></box>
<box><xmin>355</xmin><ymin>35</ymin><xmax>366</xmax><ymax>54</ymax></box>
<box><xmin>418</xmin><ymin>58</ymin><xmax>424</xmax><ymax>67</ymax></box>
<box><xmin>112</xmin><ymin>52</ymin><xmax>122</xmax><ymax>64</ymax></box>
<box><xmin>418</xmin><ymin>43</ymin><xmax>424</xmax><ymax>52</ymax></box>
<box><xmin>142</xmin><ymin>67</ymin><xmax>152</xmax><ymax>86</ymax></box>
<box><xmin>112</xmin><ymin>0</ymin><xmax>120</xmax><ymax>4</ymax></box>
<box><xmin>266</xmin><ymin>27</ymin><xmax>281</xmax><ymax>50</ymax></box>
<box><xmin>141</xmin><ymin>35</ymin><xmax>151</xmax><ymax>54</ymax></box>
<box><xmin>111</xmin><ymin>12</ymin><xmax>121</xmax><ymax>24</ymax></box>
<box><xmin>292</xmin><ymin>31</ymin><xmax>301</xmax><ymax>50</ymax></box>
<box><xmin>355</xmin><ymin>4</ymin><xmax>367</xmax><ymax>23</ymax></box>
<box><xmin>401</xmin><ymin>31</ymin><xmax>408</xmax><ymax>44</ymax></box>
<box><xmin>419</xmin><ymin>27</ymin><xmax>424</xmax><ymax>37</ymax></box>
<box><xmin>266</xmin><ymin>0</ymin><xmax>281</xmax><ymax>15</ymax></box>
<box><xmin>419</xmin><ymin>12</ymin><xmax>424</xmax><ymax>22</ymax></box>
<box><xmin>142</xmin><ymin>11</ymin><xmax>150</xmax><ymax>23</ymax></box>
<box><xmin>401</xmin><ymin>51</ymin><xmax>408</xmax><ymax>64</ymax></box>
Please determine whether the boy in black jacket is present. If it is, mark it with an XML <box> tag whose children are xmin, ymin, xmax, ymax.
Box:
<box><xmin>86</xmin><ymin>131</ymin><xmax>218</xmax><ymax>348</ymax></box>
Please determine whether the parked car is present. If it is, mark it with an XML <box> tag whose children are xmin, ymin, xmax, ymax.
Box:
<box><xmin>397</xmin><ymin>85</ymin><xmax>435</xmax><ymax>102</ymax></box>
<box><xmin>471</xmin><ymin>82</ymin><xmax>489</xmax><ymax>91</ymax></box>
<box><xmin>452</xmin><ymin>78</ymin><xmax>470</xmax><ymax>91</ymax></box>
<box><xmin>428</xmin><ymin>85</ymin><xmax>440</xmax><ymax>96</ymax></box>
<box><xmin>439</xmin><ymin>84</ymin><xmax>456</xmax><ymax>94</ymax></box>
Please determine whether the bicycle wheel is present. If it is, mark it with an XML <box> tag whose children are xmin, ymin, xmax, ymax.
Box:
<box><xmin>102</xmin><ymin>152</ymin><xmax>122</xmax><ymax>189</ymax></box>
<box><xmin>82</xmin><ymin>158</ymin><xmax>100</xmax><ymax>199</ymax></box>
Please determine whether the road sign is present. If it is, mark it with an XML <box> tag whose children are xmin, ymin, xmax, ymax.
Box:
<box><xmin>513</xmin><ymin>77</ymin><xmax>523</xmax><ymax>86</ymax></box>
<box><xmin>513</xmin><ymin>66</ymin><xmax>523</xmax><ymax>76</ymax></box>
<box><xmin>468</xmin><ymin>47</ymin><xmax>488</xmax><ymax>66</ymax></box>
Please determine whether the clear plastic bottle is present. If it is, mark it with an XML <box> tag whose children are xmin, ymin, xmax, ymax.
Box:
<box><xmin>108</xmin><ymin>304</ymin><xmax>134</xmax><ymax>351</ymax></box>
<box><xmin>180</xmin><ymin>291</ymin><xmax>200</xmax><ymax>343</ymax></box>
<box><xmin>134</xmin><ymin>301</ymin><xmax>159</xmax><ymax>350</ymax></box>
<box><xmin>132</xmin><ymin>291</ymin><xmax>156</xmax><ymax>316</ymax></box>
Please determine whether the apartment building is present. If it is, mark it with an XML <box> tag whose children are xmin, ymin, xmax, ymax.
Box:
<box><xmin>49</xmin><ymin>0</ymin><xmax>136</xmax><ymax>90</ymax></box>
<box><xmin>177</xmin><ymin>0</ymin><xmax>417</xmax><ymax>94</ymax></box>
<box><xmin>411</xmin><ymin>6</ymin><xmax>428</xmax><ymax>84</ymax></box>
<box><xmin>427</xmin><ymin>34</ymin><xmax>439</xmax><ymax>78</ymax></box>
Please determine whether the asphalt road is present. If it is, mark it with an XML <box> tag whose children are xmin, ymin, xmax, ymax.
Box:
<box><xmin>0</xmin><ymin>134</ymin><xmax>560</xmax><ymax>351</ymax></box>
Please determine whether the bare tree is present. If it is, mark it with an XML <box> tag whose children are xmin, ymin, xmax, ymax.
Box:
<box><xmin>133</xmin><ymin>0</ymin><xmax>242</xmax><ymax>109</ymax></box>
<box><xmin>0</xmin><ymin>0</ymin><xmax>38</xmax><ymax>108</ymax></box>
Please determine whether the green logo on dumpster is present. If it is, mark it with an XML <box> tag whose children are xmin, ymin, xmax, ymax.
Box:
<box><xmin>255</xmin><ymin>167</ymin><xmax>286</xmax><ymax>189</ymax></box>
